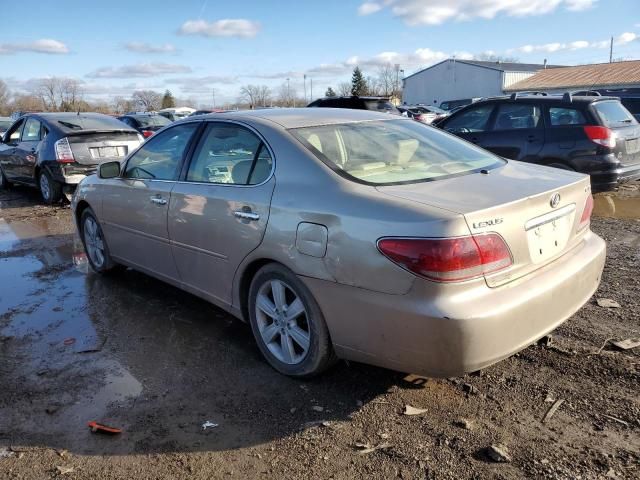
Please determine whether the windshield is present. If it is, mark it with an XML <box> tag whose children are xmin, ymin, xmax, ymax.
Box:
<box><xmin>0</xmin><ymin>120</ymin><xmax>12</xmax><ymax>130</ymax></box>
<box><xmin>135</xmin><ymin>115</ymin><xmax>171</xmax><ymax>128</ymax></box>
<box><xmin>291</xmin><ymin>119</ymin><xmax>504</xmax><ymax>185</ymax></box>
<box><xmin>593</xmin><ymin>101</ymin><xmax>637</xmax><ymax>127</ymax></box>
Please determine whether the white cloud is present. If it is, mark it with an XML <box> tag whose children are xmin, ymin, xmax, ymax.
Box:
<box><xmin>0</xmin><ymin>39</ymin><xmax>69</xmax><ymax>55</ymax></box>
<box><xmin>357</xmin><ymin>0</ymin><xmax>597</xmax><ymax>25</ymax></box>
<box><xmin>165</xmin><ymin>75</ymin><xmax>238</xmax><ymax>93</ymax></box>
<box><xmin>508</xmin><ymin>31</ymin><xmax>638</xmax><ymax>55</ymax></box>
<box><xmin>124</xmin><ymin>42</ymin><xmax>177</xmax><ymax>54</ymax></box>
<box><xmin>178</xmin><ymin>19</ymin><xmax>260</xmax><ymax>38</ymax></box>
<box><xmin>86</xmin><ymin>63</ymin><xmax>192</xmax><ymax>78</ymax></box>
<box><xmin>358</xmin><ymin>2</ymin><xmax>382</xmax><ymax>15</ymax></box>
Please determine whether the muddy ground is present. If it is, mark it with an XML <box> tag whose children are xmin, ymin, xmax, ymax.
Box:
<box><xmin>0</xmin><ymin>185</ymin><xmax>638</xmax><ymax>480</ymax></box>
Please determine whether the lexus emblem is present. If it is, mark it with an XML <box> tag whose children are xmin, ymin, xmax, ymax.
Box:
<box><xmin>550</xmin><ymin>193</ymin><xmax>561</xmax><ymax>208</ymax></box>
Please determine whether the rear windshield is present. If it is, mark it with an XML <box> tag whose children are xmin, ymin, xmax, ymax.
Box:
<box><xmin>57</xmin><ymin>115</ymin><xmax>132</xmax><ymax>131</ymax></box>
<box><xmin>135</xmin><ymin>115</ymin><xmax>171</xmax><ymax>128</ymax></box>
<box><xmin>593</xmin><ymin>101</ymin><xmax>637</xmax><ymax>127</ymax></box>
<box><xmin>290</xmin><ymin>119</ymin><xmax>504</xmax><ymax>185</ymax></box>
<box><xmin>363</xmin><ymin>100</ymin><xmax>397</xmax><ymax>113</ymax></box>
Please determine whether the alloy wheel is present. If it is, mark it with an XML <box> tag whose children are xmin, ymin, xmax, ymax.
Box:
<box><xmin>39</xmin><ymin>174</ymin><xmax>50</xmax><ymax>201</ymax></box>
<box><xmin>255</xmin><ymin>279</ymin><xmax>310</xmax><ymax>365</ymax></box>
<box><xmin>83</xmin><ymin>216</ymin><xmax>105</xmax><ymax>268</ymax></box>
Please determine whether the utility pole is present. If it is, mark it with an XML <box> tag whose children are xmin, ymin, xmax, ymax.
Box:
<box><xmin>287</xmin><ymin>78</ymin><xmax>290</xmax><ymax>107</ymax></box>
<box><xmin>303</xmin><ymin>75</ymin><xmax>307</xmax><ymax>103</ymax></box>
<box><xmin>609</xmin><ymin>36</ymin><xmax>613</xmax><ymax>63</ymax></box>
<box><xmin>310</xmin><ymin>78</ymin><xmax>313</xmax><ymax>101</ymax></box>
<box><xmin>212</xmin><ymin>88</ymin><xmax>216</xmax><ymax>108</ymax></box>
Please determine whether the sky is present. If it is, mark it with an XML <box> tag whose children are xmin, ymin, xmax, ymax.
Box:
<box><xmin>0</xmin><ymin>0</ymin><xmax>638</xmax><ymax>107</ymax></box>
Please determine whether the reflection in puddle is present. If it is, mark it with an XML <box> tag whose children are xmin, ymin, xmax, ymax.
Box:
<box><xmin>594</xmin><ymin>193</ymin><xmax>640</xmax><ymax>220</ymax></box>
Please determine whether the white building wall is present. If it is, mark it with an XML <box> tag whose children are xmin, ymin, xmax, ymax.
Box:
<box><xmin>503</xmin><ymin>71</ymin><xmax>536</xmax><ymax>89</ymax></box>
<box><xmin>402</xmin><ymin>60</ymin><xmax>504</xmax><ymax>106</ymax></box>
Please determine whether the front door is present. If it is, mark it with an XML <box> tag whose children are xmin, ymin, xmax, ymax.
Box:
<box><xmin>100</xmin><ymin>122</ymin><xmax>201</xmax><ymax>282</ymax></box>
<box><xmin>482</xmin><ymin>103</ymin><xmax>545</xmax><ymax>162</ymax></box>
<box><xmin>14</xmin><ymin>117</ymin><xmax>42</xmax><ymax>183</ymax></box>
<box><xmin>0</xmin><ymin>119</ymin><xmax>25</xmax><ymax>181</ymax></box>
<box><xmin>168</xmin><ymin>122</ymin><xmax>275</xmax><ymax>305</ymax></box>
<box><xmin>441</xmin><ymin>103</ymin><xmax>496</xmax><ymax>149</ymax></box>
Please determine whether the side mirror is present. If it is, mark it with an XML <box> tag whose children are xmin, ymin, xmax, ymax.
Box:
<box><xmin>99</xmin><ymin>161</ymin><xmax>121</xmax><ymax>179</ymax></box>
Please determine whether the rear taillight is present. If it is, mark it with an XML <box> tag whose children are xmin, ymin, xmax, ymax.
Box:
<box><xmin>142</xmin><ymin>130</ymin><xmax>154</xmax><ymax>138</ymax></box>
<box><xmin>413</xmin><ymin>114</ymin><xmax>424</xmax><ymax>122</ymax></box>
<box><xmin>377</xmin><ymin>234</ymin><xmax>512</xmax><ymax>283</ymax></box>
<box><xmin>579</xmin><ymin>195</ymin><xmax>594</xmax><ymax>231</ymax></box>
<box><xmin>54</xmin><ymin>137</ymin><xmax>75</xmax><ymax>163</ymax></box>
<box><xmin>584</xmin><ymin>126</ymin><xmax>616</xmax><ymax>149</ymax></box>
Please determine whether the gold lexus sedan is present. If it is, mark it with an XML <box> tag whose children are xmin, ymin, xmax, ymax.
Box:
<box><xmin>72</xmin><ymin>108</ymin><xmax>606</xmax><ymax>378</ymax></box>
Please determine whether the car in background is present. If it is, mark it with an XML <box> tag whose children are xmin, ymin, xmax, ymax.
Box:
<box><xmin>0</xmin><ymin>117</ymin><xmax>13</xmax><ymax>137</ymax></box>
<box><xmin>0</xmin><ymin>113</ymin><xmax>142</xmax><ymax>203</ymax></box>
<box><xmin>73</xmin><ymin>108</ymin><xmax>604</xmax><ymax>378</ymax></box>
<box><xmin>401</xmin><ymin>105</ymin><xmax>449</xmax><ymax>124</ymax></box>
<box><xmin>158</xmin><ymin>107</ymin><xmax>196</xmax><ymax>122</ymax></box>
<box><xmin>439</xmin><ymin>98</ymin><xmax>481</xmax><ymax>112</ymax></box>
<box><xmin>307</xmin><ymin>96</ymin><xmax>400</xmax><ymax>114</ymax></box>
<box><xmin>574</xmin><ymin>88</ymin><xmax>640</xmax><ymax>123</ymax></box>
<box><xmin>190</xmin><ymin>109</ymin><xmax>232</xmax><ymax>116</ymax></box>
<box><xmin>117</xmin><ymin>113</ymin><xmax>171</xmax><ymax>138</ymax></box>
<box><xmin>436</xmin><ymin>93</ymin><xmax>640</xmax><ymax>192</ymax></box>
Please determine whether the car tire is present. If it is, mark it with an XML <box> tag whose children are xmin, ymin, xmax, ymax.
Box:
<box><xmin>248</xmin><ymin>263</ymin><xmax>337</xmax><ymax>378</ymax></box>
<box><xmin>39</xmin><ymin>170</ymin><xmax>63</xmax><ymax>204</ymax></box>
<box><xmin>0</xmin><ymin>166</ymin><xmax>11</xmax><ymax>190</ymax></box>
<box><xmin>80</xmin><ymin>208</ymin><xmax>118</xmax><ymax>273</ymax></box>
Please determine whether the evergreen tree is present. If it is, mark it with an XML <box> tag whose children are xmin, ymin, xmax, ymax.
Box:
<box><xmin>325</xmin><ymin>87</ymin><xmax>336</xmax><ymax>97</ymax></box>
<box><xmin>161</xmin><ymin>89</ymin><xmax>176</xmax><ymax>109</ymax></box>
<box><xmin>351</xmin><ymin>67</ymin><xmax>367</xmax><ymax>96</ymax></box>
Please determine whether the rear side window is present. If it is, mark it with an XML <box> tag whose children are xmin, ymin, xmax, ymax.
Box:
<box><xmin>549</xmin><ymin>107</ymin><xmax>586</xmax><ymax>126</ymax></box>
<box><xmin>187</xmin><ymin>123</ymin><xmax>272</xmax><ymax>185</ymax></box>
<box><xmin>123</xmin><ymin>123</ymin><xmax>198</xmax><ymax>180</ymax></box>
<box><xmin>21</xmin><ymin>118</ymin><xmax>41</xmax><ymax>141</ymax></box>
<box><xmin>443</xmin><ymin>104</ymin><xmax>494</xmax><ymax>133</ymax></box>
<box><xmin>363</xmin><ymin>100</ymin><xmax>396</xmax><ymax>112</ymax></box>
<box><xmin>593</xmin><ymin>101</ymin><xmax>637</xmax><ymax>127</ymax></box>
<box><xmin>494</xmin><ymin>104</ymin><xmax>541</xmax><ymax>130</ymax></box>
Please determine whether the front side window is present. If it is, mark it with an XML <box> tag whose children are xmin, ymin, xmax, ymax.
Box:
<box><xmin>549</xmin><ymin>107</ymin><xmax>586</xmax><ymax>126</ymax></box>
<box><xmin>123</xmin><ymin>123</ymin><xmax>199</xmax><ymax>180</ymax></box>
<box><xmin>22</xmin><ymin>118</ymin><xmax>41</xmax><ymax>141</ymax></box>
<box><xmin>443</xmin><ymin>104</ymin><xmax>494</xmax><ymax>133</ymax></box>
<box><xmin>135</xmin><ymin>115</ymin><xmax>171</xmax><ymax>128</ymax></box>
<box><xmin>187</xmin><ymin>123</ymin><xmax>272</xmax><ymax>185</ymax></box>
<box><xmin>494</xmin><ymin>104</ymin><xmax>541</xmax><ymax>130</ymax></box>
<box><xmin>5</xmin><ymin>119</ymin><xmax>24</xmax><ymax>143</ymax></box>
<box><xmin>291</xmin><ymin>119</ymin><xmax>504</xmax><ymax>185</ymax></box>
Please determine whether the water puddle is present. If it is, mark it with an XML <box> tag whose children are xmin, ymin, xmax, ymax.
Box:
<box><xmin>594</xmin><ymin>193</ymin><xmax>640</xmax><ymax>220</ymax></box>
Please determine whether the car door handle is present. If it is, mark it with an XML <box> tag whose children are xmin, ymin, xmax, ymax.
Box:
<box><xmin>234</xmin><ymin>210</ymin><xmax>260</xmax><ymax>221</ymax></box>
<box><xmin>150</xmin><ymin>196</ymin><xmax>167</xmax><ymax>205</ymax></box>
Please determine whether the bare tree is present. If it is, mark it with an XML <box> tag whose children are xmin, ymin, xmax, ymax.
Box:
<box><xmin>239</xmin><ymin>84</ymin><xmax>271</xmax><ymax>107</ymax></box>
<box><xmin>337</xmin><ymin>82</ymin><xmax>351</xmax><ymax>96</ymax></box>
<box><xmin>277</xmin><ymin>82</ymin><xmax>296</xmax><ymax>107</ymax></box>
<box><xmin>132</xmin><ymin>90</ymin><xmax>162</xmax><ymax>111</ymax></box>
<box><xmin>0</xmin><ymin>79</ymin><xmax>10</xmax><ymax>116</ymax></box>
<box><xmin>376</xmin><ymin>64</ymin><xmax>396</xmax><ymax>97</ymax></box>
<box><xmin>365</xmin><ymin>76</ymin><xmax>381</xmax><ymax>96</ymax></box>
<box><xmin>11</xmin><ymin>94</ymin><xmax>42</xmax><ymax>113</ymax></box>
<box><xmin>35</xmin><ymin>77</ymin><xmax>83</xmax><ymax>111</ymax></box>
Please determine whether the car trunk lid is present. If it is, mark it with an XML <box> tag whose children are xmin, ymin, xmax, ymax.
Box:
<box><xmin>66</xmin><ymin>130</ymin><xmax>141</xmax><ymax>165</ymax></box>
<box><xmin>377</xmin><ymin>161</ymin><xmax>592</xmax><ymax>287</ymax></box>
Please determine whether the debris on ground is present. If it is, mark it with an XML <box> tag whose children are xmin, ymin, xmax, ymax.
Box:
<box><xmin>542</xmin><ymin>399</ymin><xmax>565</xmax><ymax>423</ymax></box>
<box><xmin>62</xmin><ymin>338</ymin><xmax>76</xmax><ymax>346</ymax></box>
<box><xmin>0</xmin><ymin>447</ymin><xmax>16</xmax><ymax>459</ymax></box>
<box><xmin>596</xmin><ymin>298</ymin><xmax>621</xmax><ymax>308</ymax></box>
<box><xmin>311</xmin><ymin>405</ymin><xmax>324</xmax><ymax>412</ymax></box>
<box><xmin>403</xmin><ymin>405</ymin><xmax>428</xmax><ymax>416</ymax></box>
<box><xmin>462</xmin><ymin>383</ymin><xmax>479</xmax><ymax>395</ymax></box>
<box><xmin>453</xmin><ymin>418</ymin><xmax>474</xmax><ymax>430</ymax></box>
<box><xmin>55</xmin><ymin>466</ymin><xmax>74</xmax><ymax>475</ymax></box>
<box><xmin>602</xmin><ymin>414</ymin><xmax>629</xmax><ymax>427</ymax></box>
<box><xmin>611</xmin><ymin>338</ymin><xmax>640</xmax><ymax>350</ymax></box>
<box><xmin>87</xmin><ymin>421</ymin><xmax>122</xmax><ymax>434</ymax></box>
<box><xmin>538</xmin><ymin>335</ymin><xmax>553</xmax><ymax>347</ymax></box>
<box><xmin>354</xmin><ymin>442</ymin><xmax>392</xmax><ymax>455</ymax></box>
<box><xmin>202</xmin><ymin>421</ymin><xmax>219</xmax><ymax>430</ymax></box>
<box><xmin>486</xmin><ymin>444</ymin><xmax>512</xmax><ymax>463</ymax></box>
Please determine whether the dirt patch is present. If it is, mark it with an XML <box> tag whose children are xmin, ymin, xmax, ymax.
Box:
<box><xmin>0</xmin><ymin>186</ymin><xmax>638</xmax><ymax>479</ymax></box>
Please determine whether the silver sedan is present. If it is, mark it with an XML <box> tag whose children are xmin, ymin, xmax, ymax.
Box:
<box><xmin>72</xmin><ymin>108</ymin><xmax>606</xmax><ymax>378</ymax></box>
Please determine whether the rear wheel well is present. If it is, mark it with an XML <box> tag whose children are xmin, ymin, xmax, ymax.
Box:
<box><xmin>238</xmin><ymin>259</ymin><xmax>279</xmax><ymax>322</ymax></box>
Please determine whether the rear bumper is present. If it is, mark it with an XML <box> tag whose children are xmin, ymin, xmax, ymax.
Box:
<box><xmin>47</xmin><ymin>162</ymin><xmax>96</xmax><ymax>185</ymax></box>
<box><xmin>578</xmin><ymin>154</ymin><xmax>640</xmax><ymax>192</ymax></box>
<box><xmin>303</xmin><ymin>230</ymin><xmax>606</xmax><ymax>377</ymax></box>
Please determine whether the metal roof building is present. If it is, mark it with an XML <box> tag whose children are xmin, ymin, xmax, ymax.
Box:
<box><xmin>402</xmin><ymin>59</ymin><xmax>558</xmax><ymax>107</ymax></box>
<box><xmin>504</xmin><ymin>60</ymin><xmax>640</xmax><ymax>93</ymax></box>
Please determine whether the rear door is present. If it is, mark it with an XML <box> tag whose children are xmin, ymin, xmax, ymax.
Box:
<box><xmin>482</xmin><ymin>102</ymin><xmax>545</xmax><ymax>162</ymax></box>
<box><xmin>440</xmin><ymin>103</ymin><xmax>496</xmax><ymax>148</ymax></box>
<box><xmin>100</xmin><ymin>122</ymin><xmax>201</xmax><ymax>282</ymax></box>
<box><xmin>168</xmin><ymin>121</ymin><xmax>275</xmax><ymax>305</ymax></box>
<box><xmin>14</xmin><ymin>117</ymin><xmax>42</xmax><ymax>182</ymax></box>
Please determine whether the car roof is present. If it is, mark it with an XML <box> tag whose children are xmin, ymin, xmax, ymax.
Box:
<box><xmin>212</xmin><ymin>107</ymin><xmax>408</xmax><ymax>129</ymax></box>
<box><xmin>475</xmin><ymin>95</ymin><xmax>619</xmax><ymax>106</ymax></box>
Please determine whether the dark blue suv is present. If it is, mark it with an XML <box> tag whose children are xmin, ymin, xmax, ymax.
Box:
<box><xmin>437</xmin><ymin>94</ymin><xmax>640</xmax><ymax>192</ymax></box>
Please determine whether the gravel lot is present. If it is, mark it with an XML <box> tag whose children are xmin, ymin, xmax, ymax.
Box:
<box><xmin>0</xmin><ymin>185</ymin><xmax>638</xmax><ymax>480</ymax></box>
